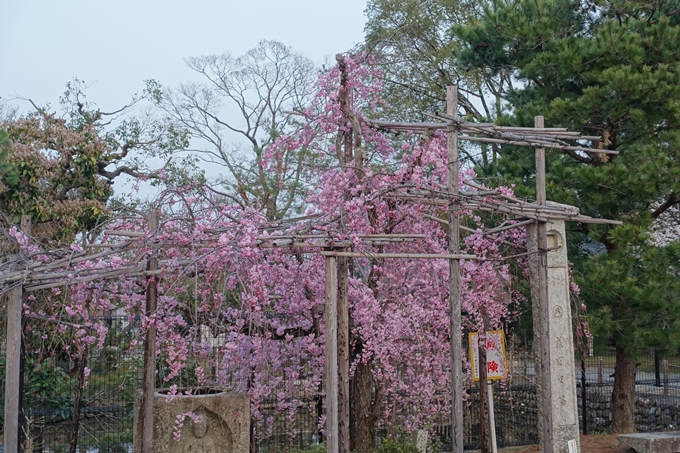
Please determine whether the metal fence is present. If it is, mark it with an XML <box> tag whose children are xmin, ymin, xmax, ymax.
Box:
<box><xmin>435</xmin><ymin>348</ymin><xmax>680</xmax><ymax>450</ymax></box>
<box><xmin>576</xmin><ymin>349</ymin><xmax>680</xmax><ymax>435</ymax></box>
<box><xmin>1</xmin><ymin>315</ymin><xmax>143</xmax><ymax>453</ymax></box>
<box><xmin>256</xmin><ymin>395</ymin><xmax>322</xmax><ymax>453</ymax></box>
<box><xmin>5</xmin><ymin>320</ymin><xmax>680</xmax><ymax>453</ymax></box>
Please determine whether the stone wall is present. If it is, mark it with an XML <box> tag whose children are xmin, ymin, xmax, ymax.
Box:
<box><xmin>457</xmin><ymin>383</ymin><xmax>680</xmax><ymax>448</ymax></box>
<box><xmin>577</xmin><ymin>387</ymin><xmax>680</xmax><ymax>433</ymax></box>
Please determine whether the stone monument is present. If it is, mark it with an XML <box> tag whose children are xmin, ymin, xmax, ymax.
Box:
<box><xmin>133</xmin><ymin>388</ymin><xmax>250</xmax><ymax>453</ymax></box>
<box><xmin>528</xmin><ymin>203</ymin><xmax>581</xmax><ymax>453</ymax></box>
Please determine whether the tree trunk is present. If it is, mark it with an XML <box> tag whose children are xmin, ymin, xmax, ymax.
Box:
<box><xmin>69</xmin><ymin>347</ymin><xmax>88</xmax><ymax>453</ymax></box>
<box><xmin>611</xmin><ymin>344</ymin><xmax>637</xmax><ymax>433</ymax></box>
<box><xmin>350</xmin><ymin>359</ymin><xmax>382</xmax><ymax>453</ymax></box>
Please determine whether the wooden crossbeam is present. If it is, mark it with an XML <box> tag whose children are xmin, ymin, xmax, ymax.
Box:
<box><xmin>366</xmin><ymin>118</ymin><xmax>619</xmax><ymax>156</ymax></box>
<box><xmin>319</xmin><ymin>251</ymin><xmax>476</xmax><ymax>259</ymax></box>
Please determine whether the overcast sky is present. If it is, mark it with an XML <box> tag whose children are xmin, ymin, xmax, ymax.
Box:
<box><xmin>1</xmin><ymin>0</ymin><xmax>368</xmax><ymax>111</ymax></box>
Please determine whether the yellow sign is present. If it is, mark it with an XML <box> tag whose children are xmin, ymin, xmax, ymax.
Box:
<box><xmin>469</xmin><ymin>330</ymin><xmax>506</xmax><ymax>381</ymax></box>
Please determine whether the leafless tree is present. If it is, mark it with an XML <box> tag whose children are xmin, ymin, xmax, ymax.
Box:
<box><xmin>0</xmin><ymin>100</ymin><xmax>18</xmax><ymax>123</ymax></box>
<box><xmin>152</xmin><ymin>40</ymin><xmax>317</xmax><ymax>220</ymax></box>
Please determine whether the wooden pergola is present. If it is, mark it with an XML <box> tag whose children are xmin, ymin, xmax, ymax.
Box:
<box><xmin>319</xmin><ymin>87</ymin><xmax>620</xmax><ymax>453</ymax></box>
<box><xmin>0</xmin><ymin>87</ymin><xmax>621</xmax><ymax>453</ymax></box>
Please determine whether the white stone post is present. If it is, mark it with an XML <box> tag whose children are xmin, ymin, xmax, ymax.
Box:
<box><xmin>528</xmin><ymin>203</ymin><xmax>581</xmax><ymax>453</ymax></box>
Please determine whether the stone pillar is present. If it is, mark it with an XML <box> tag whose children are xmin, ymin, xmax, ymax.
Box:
<box><xmin>414</xmin><ymin>429</ymin><xmax>429</xmax><ymax>453</ymax></box>
<box><xmin>527</xmin><ymin>204</ymin><xmax>581</xmax><ymax>453</ymax></box>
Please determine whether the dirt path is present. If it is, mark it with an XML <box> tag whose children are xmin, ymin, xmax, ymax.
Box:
<box><xmin>490</xmin><ymin>433</ymin><xmax>634</xmax><ymax>453</ymax></box>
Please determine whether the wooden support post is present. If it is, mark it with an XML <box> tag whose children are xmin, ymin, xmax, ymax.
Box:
<box><xmin>18</xmin><ymin>215</ymin><xmax>30</xmax><ymax>452</ymax></box>
<box><xmin>325</xmin><ymin>256</ymin><xmax>339</xmax><ymax>453</ymax></box>
<box><xmin>5</xmin><ymin>286</ymin><xmax>22</xmax><ymax>453</ymax></box>
<box><xmin>535</xmin><ymin>116</ymin><xmax>546</xmax><ymax>207</ymax></box>
<box><xmin>4</xmin><ymin>215</ymin><xmax>30</xmax><ymax>453</ymax></box>
<box><xmin>447</xmin><ymin>86</ymin><xmax>464</xmax><ymax>453</ymax></box>
<box><xmin>337</xmin><ymin>256</ymin><xmax>350</xmax><ymax>453</ymax></box>
<box><xmin>479</xmin><ymin>336</ymin><xmax>489</xmax><ymax>453</ymax></box>
<box><xmin>664</xmin><ymin>360</ymin><xmax>669</xmax><ymax>396</ymax></box>
<box><xmin>141</xmin><ymin>210</ymin><xmax>159</xmax><ymax>453</ymax></box>
<box><xmin>598</xmin><ymin>357</ymin><xmax>603</xmax><ymax>385</ymax></box>
<box><xmin>18</xmin><ymin>288</ymin><xmax>27</xmax><ymax>453</ymax></box>
<box><xmin>534</xmin><ymin>116</ymin><xmax>554</xmax><ymax>453</ymax></box>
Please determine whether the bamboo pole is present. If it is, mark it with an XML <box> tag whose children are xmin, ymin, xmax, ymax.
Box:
<box><xmin>319</xmin><ymin>251</ymin><xmax>476</xmax><ymax>260</ymax></box>
<box><xmin>25</xmin><ymin>265</ymin><xmax>146</xmax><ymax>283</ymax></box>
<box><xmin>24</xmin><ymin>268</ymin><xmax>163</xmax><ymax>291</ymax></box>
<box><xmin>258</xmin><ymin>241</ymin><xmax>353</xmax><ymax>249</ymax></box>
<box><xmin>258</xmin><ymin>234</ymin><xmax>427</xmax><ymax>240</ymax></box>
<box><xmin>325</xmin><ymin>255</ymin><xmax>339</xmax><ymax>453</ymax></box>
<box><xmin>485</xmin><ymin>220</ymin><xmax>535</xmax><ymax>234</ymax></box>
<box><xmin>459</xmin><ymin>135</ymin><xmax>618</xmax><ymax>155</ymax></box>
<box><xmin>103</xmin><ymin>229</ymin><xmax>145</xmax><ymax>237</ymax></box>
<box><xmin>447</xmin><ymin>86</ymin><xmax>464</xmax><ymax>453</ymax></box>
<box><xmin>32</xmin><ymin>246</ymin><xmax>131</xmax><ymax>272</ymax></box>
<box><xmin>361</xmin><ymin>239</ymin><xmax>419</xmax><ymax>245</ymax></box>
<box><xmin>141</xmin><ymin>210</ymin><xmax>159</xmax><ymax>453</ymax></box>
<box><xmin>358</xmin><ymin>234</ymin><xmax>427</xmax><ymax>238</ymax></box>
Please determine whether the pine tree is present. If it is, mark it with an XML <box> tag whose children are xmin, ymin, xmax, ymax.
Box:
<box><xmin>456</xmin><ymin>0</ymin><xmax>680</xmax><ymax>432</ymax></box>
<box><xmin>0</xmin><ymin>129</ymin><xmax>18</xmax><ymax>195</ymax></box>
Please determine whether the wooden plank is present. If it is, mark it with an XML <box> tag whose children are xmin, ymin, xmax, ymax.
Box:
<box><xmin>337</xmin><ymin>256</ymin><xmax>350</xmax><ymax>453</ymax></box>
<box><xmin>325</xmin><ymin>256</ymin><xmax>339</xmax><ymax>453</ymax></box>
<box><xmin>447</xmin><ymin>86</ymin><xmax>464</xmax><ymax>453</ymax></box>
<box><xmin>535</xmin><ymin>116</ymin><xmax>554</xmax><ymax>453</ymax></box>
<box><xmin>141</xmin><ymin>210</ymin><xmax>159</xmax><ymax>453</ymax></box>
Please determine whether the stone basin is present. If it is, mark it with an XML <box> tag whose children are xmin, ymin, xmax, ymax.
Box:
<box><xmin>133</xmin><ymin>387</ymin><xmax>249</xmax><ymax>453</ymax></box>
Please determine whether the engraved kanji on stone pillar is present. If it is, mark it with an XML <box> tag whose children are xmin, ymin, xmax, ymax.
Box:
<box><xmin>528</xmin><ymin>202</ymin><xmax>581</xmax><ymax>453</ymax></box>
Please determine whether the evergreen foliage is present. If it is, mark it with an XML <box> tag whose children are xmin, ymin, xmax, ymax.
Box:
<box><xmin>0</xmin><ymin>129</ymin><xmax>19</xmax><ymax>194</ymax></box>
<box><xmin>455</xmin><ymin>0</ymin><xmax>680</xmax><ymax>432</ymax></box>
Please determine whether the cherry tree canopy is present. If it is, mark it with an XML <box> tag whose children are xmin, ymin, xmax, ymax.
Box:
<box><xmin>1</xmin><ymin>56</ymin><xmax>528</xmax><ymax>441</ymax></box>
